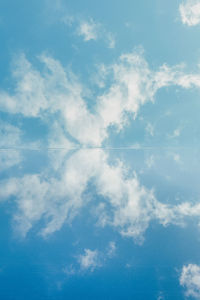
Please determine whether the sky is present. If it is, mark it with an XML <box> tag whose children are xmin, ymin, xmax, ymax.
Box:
<box><xmin>1</xmin><ymin>0</ymin><xmax>200</xmax><ymax>299</ymax></box>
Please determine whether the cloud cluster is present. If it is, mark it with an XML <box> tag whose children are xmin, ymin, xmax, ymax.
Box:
<box><xmin>180</xmin><ymin>264</ymin><xmax>200</xmax><ymax>298</ymax></box>
<box><xmin>179</xmin><ymin>0</ymin><xmax>200</xmax><ymax>26</ymax></box>
<box><xmin>1</xmin><ymin>50</ymin><xmax>200</xmax><ymax>148</ymax></box>
<box><xmin>1</xmin><ymin>50</ymin><xmax>200</xmax><ymax>241</ymax></box>
<box><xmin>1</xmin><ymin>148</ymin><xmax>200</xmax><ymax>243</ymax></box>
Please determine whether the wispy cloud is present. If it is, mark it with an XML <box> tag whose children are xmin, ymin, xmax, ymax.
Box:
<box><xmin>145</xmin><ymin>155</ymin><xmax>155</xmax><ymax>168</ymax></box>
<box><xmin>106</xmin><ymin>241</ymin><xmax>116</xmax><ymax>258</ymax></box>
<box><xmin>2</xmin><ymin>50</ymin><xmax>200</xmax><ymax>240</ymax></box>
<box><xmin>1</xmin><ymin>147</ymin><xmax>200</xmax><ymax>243</ymax></box>
<box><xmin>77</xmin><ymin>242</ymin><xmax>116</xmax><ymax>272</ymax></box>
<box><xmin>167</xmin><ymin>127</ymin><xmax>181</xmax><ymax>139</ymax></box>
<box><xmin>0</xmin><ymin>122</ymin><xmax>22</xmax><ymax>171</ymax></box>
<box><xmin>0</xmin><ymin>121</ymin><xmax>22</xmax><ymax>148</ymax></box>
<box><xmin>78</xmin><ymin>249</ymin><xmax>100</xmax><ymax>271</ymax></box>
<box><xmin>180</xmin><ymin>264</ymin><xmax>200</xmax><ymax>298</ymax></box>
<box><xmin>2</xmin><ymin>49</ymin><xmax>200</xmax><ymax>148</ymax></box>
<box><xmin>0</xmin><ymin>151</ymin><xmax>22</xmax><ymax>172</ymax></box>
<box><xmin>63</xmin><ymin>242</ymin><xmax>116</xmax><ymax>275</ymax></box>
<box><xmin>77</xmin><ymin>19</ymin><xmax>99</xmax><ymax>42</ymax></box>
<box><xmin>145</xmin><ymin>122</ymin><xmax>154</xmax><ymax>136</ymax></box>
<box><xmin>63</xmin><ymin>15</ymin><xmax>115</xmax><ymax>48</ymax></box>
<box><xmin>179</xmin><ymin>0</ymin><xmax>200</xmax><ymax>26</ymax></box>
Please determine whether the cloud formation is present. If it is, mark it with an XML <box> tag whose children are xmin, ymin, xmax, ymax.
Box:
<box><xmin>1</xmin><ymin>50</ymin><xmax>200</xmax><ymax>148</ymax></box>
<box><xmin>78</xmin><ymin>249</ymin><xmax>100</xmax><ymax>271</ymax></box>
<box><xmin>179</xmin><ymin>0</ymin><xmax>200</xmax><ymax>26</ymax></box>
<box><xmin>78</xmin><ymin>242</ymin><xmax>116</xmax><ymax>272</ymax></box>
<box><xmin>77</xmin><ymin>19</ymin><xmax>99</xmax><ymax>41</ymax></box>
<box><xmin>1</xmin><ymin>148</ymin><xmax>200</xmax><ymax>243</ymax></box>
<box><xmin>1</xmin><ymin>50</ymin><xmax>200</xmax><ymax>242</ymax></box>
<box><xmin>0</xmin><ymin>121</ymin><xmax>22</xmax><ymax>170</ymax></box>
<box><xmin>180</xmin><ymin>264</ymin><xmax>200</xmax><ymax>298</ymax></box>
<box><xmin>63</xmin><ymin>15</ymin><xmax>115</xmax><ymax>48</ymax></box>
<box><xmin>64</xmin><ymin>241</ymin><xmax>116</xmax><ymax>275</ymax></box>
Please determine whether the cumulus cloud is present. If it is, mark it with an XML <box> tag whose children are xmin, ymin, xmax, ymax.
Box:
<box><xmin>180</xmin><ymin>264</ymin><xmax>200</xmax><ymax>298</ymax></box>
<box><xmin>179</xmin><ymin>0</ymin><xmax>200</xmax><ymax>26</ymax></box>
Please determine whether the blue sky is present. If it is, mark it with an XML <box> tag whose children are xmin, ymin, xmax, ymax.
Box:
<box><xmin>1</xmin><ymin>0</ymin><xmax>200</xmax><ymax>299</ymax></box>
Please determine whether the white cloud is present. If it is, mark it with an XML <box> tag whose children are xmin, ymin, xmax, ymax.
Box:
<box><xmin>145</xmin><ymin>155</ymin><xmax>155</xmax><ymax>168</ymax></box>
<box><xmin>106</xmin><ymin>32</ymin><xmax>115</xmax><ymax>49</ymax></box>
<box><xmin>0</xmin><ymin>121</ymin><xmax>22</xmax><ymax>171</ymax></box>
<box><xmin>0</xmin><ymin>55</ymin><xmax>48</xmax><ymax>117</ymax></box>
<box><xmin>1</xmin><ymin>147</ymin><xmax>200</xmax><ymax>242</ymax></box>
<box><xmin>0</xmin><ymin>149</ymin><xmax>104</xmax><ymax>236</ymax></box>
<box><xmin>146</xmin><ymin>122</ymin><xmax>154</xmax><ymax>136</ymax></box>
<box><xmin>96</xmin><ymin>50</ymin><xmax>200</xmax><ymax>145</ymax></box>
<box><xmin>78</xmin><ymin>249</ymin><xmax>100</xmax><ymax>271</ymax></box>
<box><xmin>76</xmin><ymin>18</ymin><xmax>115</xmax><ymax>48</ymax></box>
<box><xmin>107</xmin><ymin>241</ymin><xmax>116</xmax><ymax>257</ymax></box>
<box><xmin>48</xmin><ymin>121</ymin><xmax>75</xmax><ymax>149</ymax></box>
<box><xmin>63</xmin><ymin>264</ymin><xmax>76</xmax><ymax>276</ymax></box>
<box><xmin>62</xmin><ymin>14</ymin><xmax>115</xmax><ymax>48</ymax></box>
<box><xmin>0</xmin><ymin>151</ymin><xmax>22</xmax><ymax>172</ymax></box>
<box><xmin>77</xmin><ymin>241</ymin><xmax>116</xmax><ymax>272</ymax></box>
<box><xmin>0</xmin><ymin>174</ymin><xmax>50</xmax><ymax>236</ymax></box>
<box><xmin>180</xmin><ymin>264</ymin><xmax>200</xmax><ymax>298</ymax></box>
<box><xmin>77</xmin><ymin>19</ymin><xmax>99</xmax><ymax>41</ymax></box>
<box><xmin>179</xmin><ymin>0</ymin><xmax>200</xmax><ymax>26</ymax></box>
<box><xmin>64</xmin><ymin>241</ymin><xmax>116</xmax><ymax>275</ymax></box>
<box><xmin>157</xmin><ymin>291</ymin><xmax>165</xmax><ymax>300</ymax></box>
<box><xmin>2</xmin><ymin>50</ymin><xmax>200</xmax><ymax>147</ymax></box>
<box><xmin>168</xmin><ymin>127</ymin><xmax>181</xmax><ymax>139</ymax></box>
<box><xmin>2</xmin><ymin>50</ymin><xmax>200</xmax><ymax>240</ymax></box>
<box><xmin>173</xmin><ymin>153</ymin><xmax>181</xmax><ymax>164</ymax></box>
<box><xmin>0</xmin><ymin>121</ymin><xmax>22</xmax><ymax>148</ymax></box>
<box><xmin>0</xmin><ymin>120</ymin><xmax>42</xmax><ymax>171</ymax></box>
